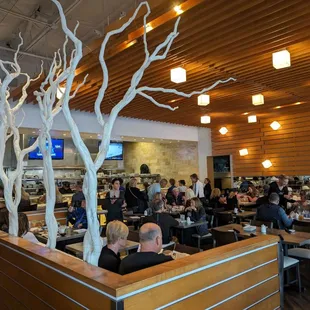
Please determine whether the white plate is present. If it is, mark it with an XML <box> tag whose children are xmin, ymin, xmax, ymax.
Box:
<box><xmin>243</xmin><ymin>225</ymin><xmax>256</xmax><ymax>232</ymax></box>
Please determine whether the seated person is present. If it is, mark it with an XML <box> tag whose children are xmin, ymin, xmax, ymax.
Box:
<box><xmin>119</xmin><ymin>223</ymin><xmax>173</xmax><ymax>275</ymax></box>
<box><xmin>18</xmin><ymin>213</ymin><xmax>40</xmax><ymax>244</ymax></box>
<box><xmin>178</xmin><ymin>180</ymin><xmax>187</xmax><ymax>193</ymax></box>
<box><xmin>256</xmin><ymin>193</ymin><xmax>293</xmax><ymax>229</ymax></box>
<box><xmin>185</xmin><ymin>197</ymin><xmax>209</xmax><ymax>235</ymax></box>
<box><xmin>98</xmin><ymin>221</ymin><xmax>129</xmax><ymax>273</ymax></box>
<box><xmin>256</xmin><ymin>185</ymin><xmax>270</xmax><ymax>206</ymax></box>
<box><xmin>16</xmin><ymin>186</ymin><xmax>31</xmax><ymax>212</ymax></box>
<box><xmin>167</xmin><ymin>178</ymin><xmax>176</xmax><ymax>194</ymax></box>
<box><xmin>146</xmin><ymin>192</ymin><xmax>167</xmax><ymax>215</ymax></box>
<box><xmin>71</xmin><ymin>182</ymin><xmax>85</xmax><ymax>208</ymax></box>
<box><xmin>143</xmin><ymin>200</ymin><xmax>178</xmax><ymax>244</ymax></box>
<box><xmin>0</xmin><ymin>208</ymin><xmax>9</xmax><ymax>232</ymax></box>
<box><xmin>39</xmin><ymin>186</ymin><xmax>63</xmax><ymax>204</ymax></box>
<box><xmin>226</xmin><ymin>191</ymin><xmax>238</xmax><ymax>210</ymax></box>
<box><xmin>166</xmin><ymin>187</ymin><xmax>183</xmax><ymax>206</ymax></box>
<box><xmin>209</xmin><ymin>188</ymin><xmax>226</xmax><ymax>208</ymax></box>
<box><xmin>59</xmin><ymin>182</ymin><xmax>73</xmax><ymax>194</ymax></box>
<box><xmin>67</xmin><ymin>200</ymin><xmax>88</xmax><ymax>229</ymax></box>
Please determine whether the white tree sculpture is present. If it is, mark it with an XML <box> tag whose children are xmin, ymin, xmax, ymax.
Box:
<box><xmin>0</xmin><ymin>37</ymin><xmax>42</xmax><ymax>236</ymax></box>
<box><xmin>50</xmin><ymin>0</ymin><xmax>236</xmax><ymax>265</ymax></box>
<box><xmin>34</xmin><ymin>47</ymin><xmax>71</xmax><ymax>248</ymax></box>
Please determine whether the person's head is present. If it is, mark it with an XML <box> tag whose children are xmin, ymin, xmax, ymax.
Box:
<box><xmin>185</xmin><ymin>199</ymin><xmax>192</xmax><ymax>208</ymax></box>
<box><xmin>152</xmin><ymin>200</ymin><xmax>165</xmax><ymax>213</ymax></box>
<box><xmin>21</xmin><ymin>187</ymin><xmax>29</xmax><ymax>201</ymax></box>
<box><xmin>0</xmin><ymin>208</ymin><xmax>9</xmax><ymax>232</ymax></box>
<box><xmin>263</xmin><ymin>185</ymin><xmax>270</xmax><ymax>196</ymax></box>
<box><xmin>129</xmin><ymin>178</ymin><xmax>137</xmax><ymax>188</ymax></box>
<box><xmin>241</xmin><ymin>177</ymin><xmax>246</xmax><ymax>181</ymax></box>
<box><xmin>111</xmin><ymin>178</ymin><xmax>120</xmax><ymax>190</ymax></box>
<box><xmin>143</xmin><ymin>182</ymin><xmax>149</xmax><ymax>190</ymax></box>
<box><xmin>169</xmin><ymin>179</ymin><xmax>176</xmax><ymax>187</ymax></box>
<box><xmin>178</xmin><ymin>180</ymin><xmax>186</xmax><ymax>187</ymax></box>
<box><xmin>269</xmin><ymin>193</ymin><xmax>280</xmax><ymax>205</ymax></box>
<box><xmin>190</xmin><ymin>173</ymin><xmax>199</xmax><ymax>183</ymax></box>
<box><xmin>139</xmin><ymin>223</ymin><xmax>162</xmax><ymax>253</ymax></box>
<box><xmin>155</xmin><ymin>175</ymin><xmax>161</xmax><ymax>183</ymax></box>
<box><xmin>228</xmin><ymin>191</ymin><xmax>236</xmax><ymax>199</ymax></box>
<box><xmin>172</xmin><ymin>187</ymin><xmax>179</xmax><ymax>197</ymax></box>
<box><xmin>18</xmin><ymin>213</ymin><xmax>29</xmax><ymax>237</ymax></box>
<box><xmin>160</xmin><ymin>178</ymin><xmax>168</xmax><ymax>188</ymax></box>
<box><xmin>75</xmin><ymin>181</ymin><xmax>83</xmax><ymax>191</ymax></box>
<box><xmin>106</xmin><ymin>220</ymin><xmax>129</xmax><ymax>249</ymax></box>
<box><xmin>278</xmin><ymin>174</ymin><xmax>289</xmax><ymax>187</ymax></box>
<box><xmin>153</xmin><ymin>192</ymin><xmax>162</xmax><ymax>202</ymax></box>
<box><xmin>63</xmin><ymin>182</ymin><xmax>71</xmax><ymax>190</ymax></box>
<box><xmin>204</xmin><ymin>178</ymin><xmax>211</xmax><ymax>185</ymax></box>
<box><xmin>191</xmin><ymin>197</ymin><xmax>202</xmax><ymax>210</ymax></box>
<box><xmin>184</xmin><ymin>188</ymin><xmax>196</xmax><ymax>201</ymax></box>
<box><xmin>210</xmin><ymin>188</ymin><xmax>221</xmax><ymax>199</ymax></box>
<box><xmin>119</xmin><ymin>178</ymin><xmax>124</xmax><ymax>186</ymax></box>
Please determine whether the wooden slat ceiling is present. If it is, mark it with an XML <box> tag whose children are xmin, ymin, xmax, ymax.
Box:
<box><xmin>15</xmin><ymin>0</ymin><xmax>310</xmax><ymax>127</ymax></box>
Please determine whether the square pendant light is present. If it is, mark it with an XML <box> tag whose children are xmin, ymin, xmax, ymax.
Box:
<box><xmin>248</xmin><ymin>115</ymin><xmax>257</xmax><ymax>123</ymax></box>
<box><xmin>170</xmin><ymin>67</ymin><xmax>186</xmax><ymax>83</ymax></box>
<box><xmin>262</xmin><ymin>160</ymin><xmax>272</xmax><ymax>169</ymax></box>
<box><xmin>239</xmin><ymin>148</ymin><xmax>248</xmax><ymax>156</ymax></box>
<box><xmin>272</xmin><ymin>50</ymin><xmax>291</xmax><ymax>69</ymax></box>
<box><xmin>219</xmin><ymin>127</ymin><xmax>228</xmax><ymax>135</ymax></box>
<box><xmin>201</xmin><ymin>115</ymin><xmax>211</xmax><ymax>124</ymax></box>
<box><xmin>270</xmin><ymin>121</ymin><xmax>281</xmax><ymax>130</ymax></box>
<box><xmin>252</xmin><ymin>94</ymin><xmax>264</xmax><ymax>106</ymax></box>
<box><xmin>57</xmin><ymin>87</ymin><xmax>66</xmax><ymax>99</ymax></box>
<box><xmin>198</xmin><ymin>94</ymin><xmax>210</xmax><ymax>106</ymax></box>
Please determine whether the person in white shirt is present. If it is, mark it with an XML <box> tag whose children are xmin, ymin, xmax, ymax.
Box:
<box><xmin>190</xmin><ymin>174</ymin><xmax>205</xmax><ymax>199</ymax></box>
<box><xmin>18</xmin><ymin>213</ymin><xmax>40</xmax><ymax>244</ymax></box>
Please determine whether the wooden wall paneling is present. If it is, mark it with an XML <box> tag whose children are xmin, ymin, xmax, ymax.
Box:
<box><xmin>124</xmin><ymin>246</ymin><xmax>278</xmax><ymax>309</ymax></box>
<box><xmin>165</xmin><ymin>267</ymin><xmax>279</xmax><ymax>310</ymax></box>
<box><xmin>250</xmin><ymin>292</ymin><xmax>281</xmax><ymax>310</ymax></box>
<box><xmin>0</xmin><ymin>240</ymin><xmax>112</xmax><ymax>309</ymax></box>
<box><xmin>0</xmin><ymin>285</ymin><xmax>27</xmax><ymax>310</ymax></box>
<box><xmin>0</xmin><ymin>271</ymin><xmax>51</xmax><ymax>309</ymax></box>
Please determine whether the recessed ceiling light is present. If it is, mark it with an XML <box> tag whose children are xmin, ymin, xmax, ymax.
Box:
<box><xmin>174</xmin><ymin>5</ymin><xmax>183</xmax><ymax>15</ymax></box>
<box><xmin>275</xmin><ymin>106</ymin><xmax>281</xmax><ymax>109</ymax></box>
<box><xmin>145</xmin><ymin>23</ymin><xmax>153</xmax><ymax>32</ymax></box>
<box><xmin>242</xmin><ymin>112</ymin><xmax>249</xmax><ymax>115</ymax></box>
<box><xmin>294</xmin><ymin>102</ymin><xmax>301</xmax><ymax>105</ymax></box>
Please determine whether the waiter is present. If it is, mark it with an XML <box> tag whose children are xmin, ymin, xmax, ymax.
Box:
<box><xmin>268</xmin><ymin>174</ymin><xmax>295</xmax><ymax>210</ymax></box>
<box><xmin>190</xmin><ymin>173</ymin><xmax>205</xmax><ymax>200</ymax></box>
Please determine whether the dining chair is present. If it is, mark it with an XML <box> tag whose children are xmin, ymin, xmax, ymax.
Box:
<box><xmin>211</xmin><ymin>229</ymin><xmax>238</xmax><ymax>247</ymax></box>
<box><xmin>214</xmin><ymin>212</ymin><xmax>234</xmax><ymax>227</ymax></box>
<box><xmin>278</xmin><ymin>234</ymin><xmax>302</xmax><ymax>293</ymax></box>
<box><xmin>250</xmin><ymin>219</ymin><xmax>273</xmax><ymax>228</ymax></box>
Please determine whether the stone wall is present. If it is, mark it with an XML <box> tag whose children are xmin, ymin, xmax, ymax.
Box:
<box><xmin>124</xmin><ymin>141</ymin><xmax>199</xmax><ymax>184</ymax></box>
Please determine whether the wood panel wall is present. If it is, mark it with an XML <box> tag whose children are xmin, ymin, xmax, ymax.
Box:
<box><xmin>212</xmin><ymin>111</ymin><xmax>310</xmax><ymax>176</ymax></box>
<box><xmin>0</xmin><ymin>232</ymin><xmax>281</xmax><ymax>310</ymax></box>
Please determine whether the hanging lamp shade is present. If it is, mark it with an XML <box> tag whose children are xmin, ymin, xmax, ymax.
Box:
<box><xmin>170</xmin><ymin>67</ymin><xmax>186</xmax><ymax>83</ymax></box>
<box><xmin>197</xmin><ymin>94</ymin><xmax>210</xmax><ymax>106</ymax></box>
<box><xmin>270</xmin><ymin>121</ymin><xmax>281</xmax><ymax>130</ymax></box>
<box><xmin>248</xmin><ymin>115</ymin><xmax>257</xmax><ymax>123</ymax></box>
<box><xmin>239</xmin><ymin>148</ymin><xmax>248</xmax><ymax>156</ymax></box>
<box><xmin>252</xmin><ymin>94</ymin><xmax>264</xmax><ymax>106</ymax></box>
<box><xmin>272</xmin><ymin>50</ymin><xmax>291</xmax><ymax>69</ymax></box>
<box><xmin>201</xmin><ymin>115</ymin><xmax>211</xmax><ymax>124</ymax></box>
<box><xmin>219</xmin><ymin>127</ymin><xmax>228</xmax><ymax>135</ymax></box>
<box><xmin>262</xmin><ymin>160</ymin><xmax>272</xmax><ymax>169</ymax></box>
<box><xmin>56</xmin><ymin>87</ymin><xmax>66</xmax><ymax>99</ymax></box>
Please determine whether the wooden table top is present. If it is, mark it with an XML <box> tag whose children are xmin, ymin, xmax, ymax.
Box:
<box><xmin>66</xmin><ymin>238</ymin><xmax>139</xmax><ymax>255</ymax></box>
<box><xmin>174</xmin><ymin>219</ymin><xmax>208</xmax><ymax>229</ymax></box>
<box><xmin>213</xmin><ymin>224</ymin><xmax>310</xmax><ymax>246</ymax></box>
<box><xmin>218</xmin><ymin>211</ymin><xmax>256</xmax><ymax>218</ymax></box>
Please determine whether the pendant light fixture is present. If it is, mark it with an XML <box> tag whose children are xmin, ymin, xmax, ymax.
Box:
<box><xmin>239</xmin><ymin>148</ymin><xmax>248</xmax><ymax>156</ymax></box>
<box><xmin>270</xmin><ymin>121</ymin><xmax>281</xmax><ymax>130</ymax></box>
<box><xmin>197</xmin><ymin>94</ymin><xmax>210</xmax><ymax>106</ymax></box>
<box><xmin>170</xmin><ymin>67</ymin><xmax>186</xmax><ymax>83</ymax></box>
<box><xmin>248</xmin><ymin>115</ymin><xmax>257</xmax><ymax>123</ymax></box>
<box><xmin>252</xmin><ymin>94</ymin><xmax>264</xmax><ymax>106</ymax></box>
<box><xmin>262</xmin><ymin>160</ymin><xmax>272</xmax><ymax>169</ymax></box>
<box><xmin>219</xmin><ymin>127</ymin><xmax>228</xmax><ymax>135</ymax></box>
<box><xmin>272</xmin><ymin>50</ymin><xmax>291</xmax><ymax>69</ymax></box>
<box><xmin>201</xmin><ymin>115</ymin><xmax>211</xmax><ymax>124</ymax></box>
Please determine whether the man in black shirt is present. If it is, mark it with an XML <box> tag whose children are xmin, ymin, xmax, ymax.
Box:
<box><xmin>119</xmin><ymin>223</ymin><xmax>173</xmax><ymax>275</ymax></box>
<box><xmin>59</xmin><ymin>181</ymin><xmax>73</xmax><ymax>194</ymax></box>
<box><xmin>98</xmin><ymin>221</ymin><xmax>129</xmax><ymax>273</ymax></box>
<box><xmin>143</xmin><ymin>200</ymin><xmax>179</xmax><ymax>244</ymax></box>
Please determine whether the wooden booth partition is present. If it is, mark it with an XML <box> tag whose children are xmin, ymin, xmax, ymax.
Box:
<box><xmin>0</xmin><ymin>233</ymin><xmax>282</xmax><ymax>309</ymax></box>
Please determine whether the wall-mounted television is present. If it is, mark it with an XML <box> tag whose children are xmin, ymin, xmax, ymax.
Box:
<box><xmin>98</xmin><ymin>141</ymin><xmax>123</xmax><ymax>160</ymax></box>
<box><xmin>28</xmin><ymin>137</ymin><xmax>64</xmax><ymax>160</ymax></box>
<box><xmin>213</xmin><ymin>155</ymin><xmax>230</xmax><ymax>173</ymax></box>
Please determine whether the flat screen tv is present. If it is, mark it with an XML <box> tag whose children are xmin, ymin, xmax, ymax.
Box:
<box><xmin>98</xmin><ymin>141</ymin><xmax>123</xmax><ymax>160</ymax></box>
<box><xmin>213</xmin><ymin>155</ymin><xmax>230</xmax><ymax>173</ymax></box>
<box><xmin>28</xmin><ymin>137</ymin><xmax>64</xmax><ymax>160</ymax></box>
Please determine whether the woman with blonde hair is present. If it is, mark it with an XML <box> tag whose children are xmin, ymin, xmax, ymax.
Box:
<box><xmin>98</xmin><ymin>220</ymin><xmax>129</xmax><ymax>273</ymax></box>
<box><xmin>210</xmin><ymin>188</ymin><xmax>226</xmax><ymax>208</ymax></box>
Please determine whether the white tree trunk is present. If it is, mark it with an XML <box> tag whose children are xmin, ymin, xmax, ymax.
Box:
<box><xmin>4</xmin><ymin>185</ymin><xmax>18</xmax><ymax>236</ymax></box>
<box><xmin>83</xmin><ymin>169</ymin><xmax>102</xmax><ymax>265</ymax></box>
<box><xmin>42</xmin><ymin>151</ymin><xmax>58</xmax><ymax>249</ymax></box>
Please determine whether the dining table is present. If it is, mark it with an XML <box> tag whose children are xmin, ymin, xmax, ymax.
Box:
<box><xmin>213</xmin><ymin>224</ymin><xmax>310</xmax><ymax>255</ymax></box>
<box><xmin>218</xmin><ymin>210</ymin><xmax>257</xmax><ymax>223</ymax></box>
<box><xmin>65</xmin><ymin>237</ymin><xmax>140</xmax><ymax>259</ymax></box>
<box><xmin>173</xmin><ymin>218</ymin><xmax>208</xmax><ymax>244</ymax></box>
